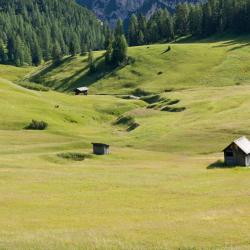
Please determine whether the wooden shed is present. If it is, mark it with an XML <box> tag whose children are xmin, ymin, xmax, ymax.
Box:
<box><xmin>74</xmin><ymin>87</ymin><xmax>88</xmax><ymax>96</ymax></box>
<box><xmin>92</xmin><ymin>143</ymin><xmax>110</xmax><ymax>155</ymax></box>
<box><xmin>223</xmin><ymin>137</ymin><xmax>250</xmax><ymax>166</ymax></box>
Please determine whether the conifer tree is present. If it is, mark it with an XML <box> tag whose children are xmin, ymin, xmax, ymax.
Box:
<box><xmin>105</xmin><ymin>39</ymin><xmax>113</xmax><ymax>65</ymax></box>
<box><xmin>0</xmin><ymin>0</ymin><xmax>105</xmax><ymax>66</ymax></box>
<box><xmin>128</xmin><ymin>14</ymin><xmax>139</xmax><ymax>46</ymax></box>
<box><xmin>175</xmin><ymin>3</ymin><xmax>190</xmax><ymax>36</ymax></box>
<box><xmin>88</xmin><ymin>50</ymin><xmax>96</xmax><ymax>73</ymax></box>
<box><xmin>52</xmin><ymin>41</ymin><xmax>62</xmax><ymax>63</ymax></box>
<box><xmin>14</xmin><ymin>36</ymin><xmax>25</xmax><ymax>67</ymax></box>
<box><xmin>111</xmin><ymin>34</ymin><xmax>128</xmax><ymax>66</ymax></box>
<box><xmin>69</xmin><ymin>33</ymin><xmax>80</xmax><ymax>56</ymax></box>
<box><xmin>31</xmin><ymin>36</ymin><xmax>42</xmax><ymax>66</ymax></box>
<box><xmin>0</xmin><ymin>40</ymin><xmax>6</xmax><ymax>63</ymax></box>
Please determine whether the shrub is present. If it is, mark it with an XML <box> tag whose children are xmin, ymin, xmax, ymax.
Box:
<box><xmin>132</xmin><ymin>88</ymin><xmax>152</xmax><ymax>97</ymax></box>
<box><xmin>25</xmin><ymin>120</ymin><xmax>48</xmax><ymax>130</ymax></box>
<box><xmin>127</xmin><ymin>122</ymin><xmax>140</xmax><ymax>132</ymax></box>
<box><xmin>141</xmin><ymin>94</ymin><xmax>162</xmax><ymax>104</ymax></box>
<box><xmin>161</xmin><ymin>106</ymin><xmax>186</xmax><ymax>112</ymax></box>
<box><xmin>18</xmin><ymin>81</ymin><xmax>49</xmax><ymax>92</ymax></box>
<box><xmin>57</xmin><ymin>152</ymin><xmax>91</xmax><ymax>161</ymax></box>
<box><xmin>114</xmin><ymin>115</ymin><xmax>139</xmax><ymax>131</ymax></box>
<box><xmin>115</xmin><ymin>115</ymin><xmax>135</xmax><ymax>126</ymax></box>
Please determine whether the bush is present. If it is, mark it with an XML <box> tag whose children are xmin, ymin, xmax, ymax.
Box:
<box><xmin>18</xmin><ymin>81</ymin><xmax>49</xmax><ymax>92</ymax></box>
<box><xmin>115</xmin><ymin>115</ymin><xmax>135</xmax><ymax>126</ymax></box>
<box><xmin>25</xmin><ymin>120</ymin><xmax>48</xmax><ymax>130</ymax></box>
<box><xmin>132</xmin><ymin>88</ymin><xmax>152</xmax><ymax>97</ymax></box>
<box><xmin>114</xmin><ymin>115</ymin><xmax>139</xmax><ymax>131</ymax></box>
<box><xmin>57</xmin><ymin>152</ymin><xmax>91</xmax><ymax>161</ymax></box>
<box><xmin>141</xmin><ymin>94</ymin><xmax>162</xmax><ymax>104</ymax></box>
<box><xmin>161</xmin><ymin>106</ymin><xmax>186</xmax><ymax>112</ymax></box>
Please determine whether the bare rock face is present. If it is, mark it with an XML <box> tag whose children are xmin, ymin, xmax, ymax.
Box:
<box><xmin>77</xmin><ymin>0</ymin><xmax>199</xmax><ymax>26</ymax></box>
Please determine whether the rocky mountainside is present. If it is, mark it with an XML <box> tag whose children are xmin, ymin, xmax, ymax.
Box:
<box><xmin>76</xmin><ymin>0</ymin><xmax>200</xmax><ymax>26</ymax></box>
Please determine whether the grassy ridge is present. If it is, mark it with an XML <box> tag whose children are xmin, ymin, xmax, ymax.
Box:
<box><xmin>31</xmin><ymin>37</ymin><xmax>250</xmax><ymax>94</ymax></box>
<box><xmin>1</xmin><ymin>39</ymin><xmax>250</xmax><ymax>249</ymax></box>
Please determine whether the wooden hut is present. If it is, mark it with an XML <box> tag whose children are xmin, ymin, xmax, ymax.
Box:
<box><xmin>74</xmin><ymin>87</ymin><xmax>88</xmax><ymax>96</ymax></box>
<box><xmin>92</xmin><ymin>143</ymin><xmax>110</xmax><ymax>155</ymax></box>
<box><xmin>223</xmin><ymin>136</ymin><xmax>250</xmax><ymax>166</ymax></box>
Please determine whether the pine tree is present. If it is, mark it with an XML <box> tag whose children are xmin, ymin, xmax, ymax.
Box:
<box><xmin>81</xmin><ymin>43</ymin><xmax>88</xmax><ymax>56</ymax></box>
<box><xmin>189</xmin><ymin>5</ymin><xmax>203</xmax><ymax>36</ymax></box>
<box><xmin>0</xmin><ymin>0</ymin><xmax>105</xmax><ymax>66</ymax></box>
<box><xmin>175</xmin><ymin>3</ymin><xmax>190</xmax><ymax>36</ymax></box>
<box><xmin>88</xmin><ymin>50</ymin><xmax>96</xmax><ymax>73</ymax></box>
<box><xmin>31</xmin><ymin>36</ymin><xmax>42</xmax><ymax>66</ymax></box>
<box><xmin>23</xmin><ymin>44</ymin><xmax>32</xmax><ymax>66</ymax></box>
<box><xmin>137</xmin><ymin>31</ymin><xmax>144</xmax><ymax>45</ymax></box>
<box><xmin>0</xmin><ymin>39</ymin><xmax>6</xmax><ymax>63</ymax></box>
<box><xmin>111</xmin><ymin>34</ymin><xmax>128</xmax><ymax>66</ymax></box>
<box><xmin>7</xmin><ymin>36</ymin><xmax>15</xmax><ymax>62</ymax></box>
<box><xmin>105</xmin><ymin>39</ymin><xmax>113</xmax><ymax>65</ymax></box>
<box><xmin>161</xmin><ymin>9</ymin><xmax>174</xmax><ymax>41</ymax></box>
<box><xmin>128</xmin><ymin>14</ymin><xmax>139</xmax><ymax>46</ymax></box>
<box><xmin>42</xmin><ymin>27</ymin><xmax>51</xmax><ymax>61</ymax></box>
<box><xmin>14</xmin><ymin>36</ymin><xmax>25</xmax><ymax>67</ymax></box>
<box><xmin>138</xmin><ymin>14</ymin><xmax>147</xmax><ymax>37</ymax></box>
<box><xmin>69</xmin><ymin>33</ymin><xmax>80</xmax><ymax>56</ymax></box>
<box><xmin>52</xmin><ymin>41</ymin><xmax>62</xmax><ymax>63</ymax></box>
<box><xmin>114</xmin><ymin>19</ymin><xmax>124</xmax><ymax>37</ymax></box>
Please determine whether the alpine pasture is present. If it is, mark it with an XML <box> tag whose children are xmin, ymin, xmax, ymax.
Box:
<box><xmin>1</xmin><ymin>38</ymin><xmax>250</xmax><ymax>249</ymax></box>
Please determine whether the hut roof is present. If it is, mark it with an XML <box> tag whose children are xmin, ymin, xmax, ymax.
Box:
<box><xmin>76</xmin><ymin>87</ymin><xmax>88</xmax><ymax>92</ymax></box>
<box><xmin>92</xmin><ymin>143</ymin><xmax>109</xmax><ymax>147</ymax></box>
<box><xmin>224</xmin><ymin>136</ymin><xmax>250</xmax><ymax>154</ymax></box>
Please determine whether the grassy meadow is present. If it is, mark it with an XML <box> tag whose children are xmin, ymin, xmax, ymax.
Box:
<box><xmin>1</xmin><ymin>38</ymin><xmax>250</xmax><ymax>249</ymax></box>
<box><xmin>31</xmin><ymin>36</ymin><xmax>250</xmax><ymax>94</ymax></box>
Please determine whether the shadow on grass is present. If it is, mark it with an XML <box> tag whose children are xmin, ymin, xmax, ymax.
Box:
<box><xmin>207</xmin><ymin>160</ymin><xmax>238</xmax><ymax>169</ymax></box>
<box><xmin>31</xmin><ymin>56</ymin><xmax>76</xmax><ymax>82</ymax></box>
<box><xmin>31</xmin><ymin>54</ymin><xmax>130</xmax><ymax>92</ymax></box>
<box><xmin>174</xmin><ymin>34</ymin><xmax>250</xmax><ymax>47</ymax></box>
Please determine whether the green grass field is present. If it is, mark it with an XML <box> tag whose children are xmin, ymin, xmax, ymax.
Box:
<box><xmin>1</xmin><ymin>38</ymin><xmax>250</xmax><ymax>249</ymax></box>
<box><xmin>31</xmin><ymin>36</ymin><xmax>250</xmax><ymax>94</ymax></box>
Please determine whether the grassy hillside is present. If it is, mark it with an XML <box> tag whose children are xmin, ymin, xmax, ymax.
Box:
<box><xmin>31</xmin><ymin>37</ymin><xmax>250</xmax><ymax>94</ymax></box>
<box><xmin>1</xmin><ymin>38</ymin><xmax>250</xmax><ymax>249</ymax></box>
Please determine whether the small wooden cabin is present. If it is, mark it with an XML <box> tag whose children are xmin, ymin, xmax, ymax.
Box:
<box><xmin>92</xmin><ymin>143</ymin><xmax>110</xmax><ymax>155</ymax></box>
<box><xmin>74</xmin><ymin>87</ymin><xmax>88</xmax><ymax>96</ymax></box>
<box><xmin>223</xmin><ymin>137</ymin><xmax>250</xmax><ymax>166</ymax></box>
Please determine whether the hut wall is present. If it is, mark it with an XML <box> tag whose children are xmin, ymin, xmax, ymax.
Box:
<box><xmin>93</xmin><ymin>145</ymin><xmax>109</xmax><ymax>155</ymax></box>
<box><xmin>245</xmin><ymin>155</ymin><xmax>250</xmax><ymax>166</ymax></box>
<box><xmin>224</xmin><ymin>145</ymin><xmax>247</xmax><ymax>166</ymax></box>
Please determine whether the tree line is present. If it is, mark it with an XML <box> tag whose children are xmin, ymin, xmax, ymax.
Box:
<box><xmin>0</xmin><ymin>0</ymin><xmax>106</xmax><ymax>66</ymax></box>
<box><xmin>2</xmin><ymin>0</ymin><xmax>250</xmax><ymax>68</ymax></box>
<box><xmin>87</xmin><ymin>19</ymin><xmax>129</xmax><ymax>71</ymax></box>
<box><xmin>127</xmin><ymin>0</ymin><xmax>250</xmax><ymax>46</ymax></box>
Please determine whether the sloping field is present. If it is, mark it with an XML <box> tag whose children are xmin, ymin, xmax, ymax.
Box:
<box><xmin>31</xmin><ymin>37</ymin><xmax>250</xmax><ymax>94</ymax></box>
<box><xmin>1</xmin><ymin>40</ymin><xmax>250</xmax><ymax>249</ymax></box>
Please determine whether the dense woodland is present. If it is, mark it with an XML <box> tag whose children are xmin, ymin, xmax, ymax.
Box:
<box><xmin>0</xmin><ymin>0</ymin><xmax>106</xmax><ymax>66</ymax></box>
<box><xmin>2</xmin><ymin>0</ymin><xmax>250</xmax><ymax>67</ymax></box>
<box><xmin>127</xmin><ymin>0</ymin><xmax>250</xmax><ymax>46</ymax></box>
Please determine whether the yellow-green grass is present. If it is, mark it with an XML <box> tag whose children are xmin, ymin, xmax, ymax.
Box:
<box><xmin>0</xmin><ymin>64</ymin><xmax>35</xmax><ymax>82</ymax></box>
<box><xmin>1</xmin><ymin>43</ymin><xmax>250</xmax><ymax>249</ymax></box>
<box><xmin>31</xmin><ymin>37</ymin><xmax>250</xmax><ymax>94</ymax></box>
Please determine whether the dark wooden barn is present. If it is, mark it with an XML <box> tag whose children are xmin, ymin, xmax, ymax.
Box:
<box><xmin>74</xmin><ymin>87</ymin><xmax>88</xmax><ymax>95</ymax></box>
<box><xmin>92</xmin><ymin>143</ymin><xmax>110</xmax><ymax>155</ymax></box>
<box><xmin>223</xmin><ymin>137</ymin><xmax>250</xmax><ymax>166</ymax></box>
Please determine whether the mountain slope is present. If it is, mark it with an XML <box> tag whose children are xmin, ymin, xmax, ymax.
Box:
<box><xmin>0</xmin><ymin>0</ymin><xmax>105</xmax><ymax>66</ymax></box>
<box><xmin>30</xmin><ymin>37</ymin><xmax>250</xmax><ymax>94</ymax></box>
<box><xmin>77</xmin><ymin>0</ymin><xmax>200</xmax><ymax>25</ymax></box>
